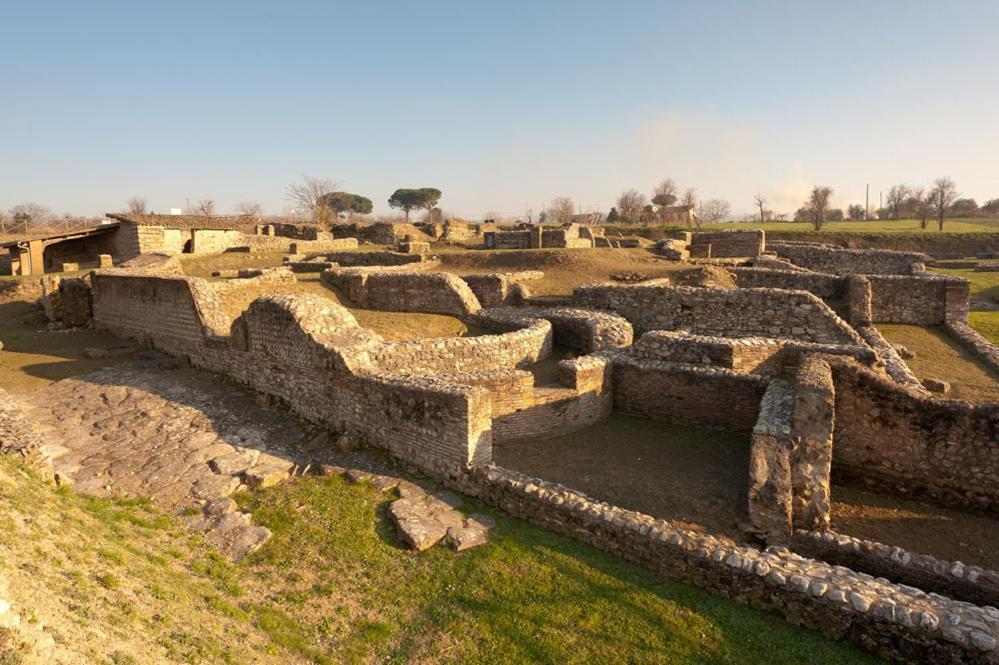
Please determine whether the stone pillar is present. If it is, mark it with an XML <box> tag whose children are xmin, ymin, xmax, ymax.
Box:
<box><xmin>748</xmin><ymin>379</ymin><xmax>794</xmax><ymax>544</ymax></box>
<box><xmin>943</xmin><ymin>281</ymin><xmax>970</xmax><ymax>323</ymax></box>
<box><xmin>790</xmin><ymin>356</ymin><xmax>834</xmax><ymax>531</ymax></box>
<box><xmin>98</xmin><ymin>254</ymin><xmax>113</xmax><ymax>268</ymax></box>
<box><xmin>844</xmin><ymin>275</ymin><xmax>872</xmax><ymax>327</ymax></box>
<box><xmin>530</xmin><ymin>226</ymin><xmax>543</xmax><ymax>249</ymax></box>
<box><xmin>28</xmin><ymin>240</ymin><xmax>45</xmax><ymax>276</ymax></box>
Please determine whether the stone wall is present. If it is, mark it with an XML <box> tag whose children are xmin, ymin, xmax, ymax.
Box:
<box><xmin>491</xmin><ymin>355</ymin><xmax>613</xmax><ymax>443</ymax></box>
<box><xmin>789</xmin><ymin>356</ymin><xmax>835</xmax><ymax>531</ymax></box>
<box><xmin>576</xmin><ymin>282</ymin><xmax>865</xmax><ymax>345</ymax></box>
<box><xmin>461</xmin><ymin>465</ymin><xmax>999</xmax><ymax>665</ymax></box>
<box><xmin>461</xmin><ymin>271</ymin><xmax>544</xmax><ymax>308</ymax></box>
<box><xmin>370</xmin><ymin>318</ymin><xmax>552</xmax><ymax>374</ymax></box>
<box><xmin>826</xmin><ymin>356</ymin><xmax>999</xmax><ymax>510</ymax></box>
<box><xmin>728</xmin><ymin>266</ymin><xmax>844</xmax><ymax>300</ymax></box>
<box><xmin>868</xmin><ymin>274</ymin><xmax>969</xmax><ymax>324</ymax></box>
<box><xmin>794</xmin><ymin>529</ymin><xmax>999</xmax><ymax>610</ymax></box>
<box><xmin>480</xmin><ymin>305</ymin><xmax>633</xmax><ymax>354</ymax></box>
<box><xmin>747</xmin><ymin>379</ymin><xmax>794</xmax><ymax>542</ymax></box>
<box><xmin>0</xmin><ymin>388</ymin><xmax>54</xmax><ymax>480</ymax></box>
<box><xmin>91</xmin><ymin>271</ymin><xmax>230</xmax><ymax>357</ymax></box>
<box><xmin>946</xmin><ymin>321</ymin><xmax>999</xmax><ymax>374</ymax></box>
<box><xmin>689</xmin><ymin>230</ymin><xmax>765</xmax><ymax>258</ymax></box>
<box><xmin>770</xmin><ymin>241</ymin><xmax>931</xmax><ymax>275</ymax></box>
<box><xmin>324</xmin><ymin>250</ymin><xmax>426</xmax><ymax>267</ymax></box>
<box><xmin>627</xmin><ymin>330</ymin><xmax>878</xmax><ymax>376</ymax></box>
<box><xmin>322</xmin><ymin>268</ymin><xmax>482</xmax><ymax>317</ymax></box>
<box><xmin>612</xmin><ymin>356</ymin><xmax>768</xmax><ymax>432</ymax></box>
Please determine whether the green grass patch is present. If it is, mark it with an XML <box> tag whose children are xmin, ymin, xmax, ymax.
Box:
<box><xmin>234</xmin><ymin>475</ymin><xmax>881</xmax><ymax>664</ymax></box>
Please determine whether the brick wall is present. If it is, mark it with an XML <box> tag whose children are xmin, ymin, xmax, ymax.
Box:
<box><xmin>612</xmin><ymin>357</ymin><xmax>768</xmax><ymax>432</ymax></box>
<box><xmin>322</xmin><ymin>268</ymin><xmax>482</xmax><ymax>317</ymax></box>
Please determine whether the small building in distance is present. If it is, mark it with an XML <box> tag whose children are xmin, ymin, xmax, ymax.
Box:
<box><xmin>1</xmin><ymin>214</ymin><xmax>253</xmax><ymax>276</ymax></box>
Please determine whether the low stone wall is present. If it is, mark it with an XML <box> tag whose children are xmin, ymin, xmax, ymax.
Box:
<box><xmin>324</xmin><ymin>250</ymin><xmax>425</xmax><ymax>267</ymax></box>
<box><xmin>629</xmin><ymin>330</ymin><xmax>877</xmax><ymax>376</ymax></box>
<box><xmin>480</xmin><ymin>305</ymin><xmax>633</xmax><ymax>354</ymax></box>
<box><xmin>689</xmin><ymin>230</ymin><xmax>765</xmax><ymax>258</ymax></box>
<box><xmin>491</xmin><ymin>355</ymin><xmax>613</xmax><ymax>443</ymax></box>
<box><xmin>576</xmin><ymin>282</ymin><xmax>865</xmax><ymax>345</ymax></box>
<box><xmin>794</xmin><ymin>529</ymin><xmax>999</xmax><ymax>610</ymax></box>
<box><xmin>322</xmin><ymin>268</ymin><xmax>482</xmax><ymax>317</ymax></box>
<box><xmin>728</xmin><ymin>266</ymin><xmax>844</xmax><ymax>300</ymax></box>
<box><xmin>91</xmin><ymin>271</ymin><xmax>231</xmax><ymax>357</ymax></box>
<box><xmin>461</xmin><ymin>465</ymin><xmax>999</xmax><ymax>664</ymax></box>
<box><xmin>859</xmin><ymin>325</ymin><xmax>926</xmax><ymax>390</ymax></box>
<box><xmin>826</xmin><ymin>356</ymin><xmax>999</xmax><ymax>510</ymax></box>
<box><xmin>868</xmin><ymin>273</ymin><xmax>969</xmax><ymax>324</ymax></box>
<box><xmin>370</xmin><ymin>318</ymin><xmax>552</xmax><ymax>374</ymax></box>
<box><xmin>770</xmin><ymin>241</ymin><xmax>931</xmax><ymax>275</ymax></box>
<box><xmin>461</xmin><ymin>271</ymin><xmax>544</xmax><ymax>308</ymax></box>
<box><xmin>435</xmin><ymin>369</ymin><xmax>535</xmax><ymax>416</ymax></box>
<box><xmin>946</xmin><ymin>321</ymin><xmax>999</xmax><ymax>374</ymax></box>
<box><xmin>789</xmin><ymin>356</ymin><xmax>835</xmax><ymax>532</ymax></box>
<box><xmin>612</xmin><ymin>356</ymin><xmax>768</xmax><ymax>432</ymax></box>
<box><xmin>0</xmin><ymin>388</ymin><xmax>53</xmax><ymax>480</ymax></box>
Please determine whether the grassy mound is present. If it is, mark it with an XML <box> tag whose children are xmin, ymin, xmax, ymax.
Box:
<box><xmin>0</xmin><ymin>454</ymin><xmax>882</xmax><ymax>664</ymax></box>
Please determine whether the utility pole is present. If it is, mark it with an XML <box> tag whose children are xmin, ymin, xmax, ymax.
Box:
<box><xmin>865</xmin><ymin>184</ymin><xmax>870</xmax><ymax>221</ymax></box>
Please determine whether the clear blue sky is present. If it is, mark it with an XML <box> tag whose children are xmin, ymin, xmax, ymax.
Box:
<box><xmin>2</xmin><ymin>0</ymin><xmax>998</xmax><ymax>218</ymax></box>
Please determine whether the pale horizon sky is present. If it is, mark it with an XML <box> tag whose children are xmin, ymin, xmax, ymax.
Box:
<box><xmin>2</xmin><ymin>0</ymin><xmax>998</xmax><ymax>220</ymax></box>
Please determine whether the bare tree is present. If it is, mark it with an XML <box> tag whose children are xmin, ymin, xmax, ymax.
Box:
<box><xmin>651</xmin><ymin>178</ymin><xmax>678</xmax><ymax>206</ymax></box>
<box><xmin>699</xmin><ymin>199</ymin><xmax>731</xmax><ymax>224</ymax></box>
<box><xmin>126</xmin><ymin>196</ymin><xmax>148</xmax><ymax>215</ymax></box>
<box><xmin>753</xmin><ymin>193</ymin><xmax>767</xmax><ymax>223</ymax></box>
<box><xmin>807</xmin><ymin>186</ymin><xmax>834</xmax><ymax>231</ymax></box>
<box><xmin>195</xmin><ymin>199</ymin><xmax>215</xmax><ymax>216</ymax></box>
<box><xmin>8</xmin><ymin>203</ymin><xmax>53</xmax><ymax>233</ymax></box>
<box><xmin>616</xmin><ymin>189</ymin><xmax>648</xmax><ymax>222</ymax></box>
<box><xmin>287</xmin><ymin>175</ymin><xmax>339</xmax><ymax>225</ymax></box>
<box><xmin>885</xmin><ymin>185</ymin><xmax>910</xmax><ymax>220</ymax></box>
<box><xmin>680</xmin><ymin>188</ymin><xmax>699</xmax><ymax>227</ymax></box>
<box><xmin>929</xmin><ymin>177</ymin><xmax>959</xmax><ymax>231</ymax></box>
<box><xmin>235</xmin><ymin>201</ymin><xmax>263</xmax><ymax>217</ymax></box>
<box><xmin>546</xmin><ymin>197</ymin><xmax>575</xmax><ymax>224</ymax></box>
<box><xmin>909</xmin><ymin>188</ymin><xmax>933</xmax><ymax>229</ymax></box>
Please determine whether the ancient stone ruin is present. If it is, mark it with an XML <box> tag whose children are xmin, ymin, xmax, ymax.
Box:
<box><xmin>4</xmin><ymin>228</ymin><xmax>999</xmax><ymax>664</ymax></box>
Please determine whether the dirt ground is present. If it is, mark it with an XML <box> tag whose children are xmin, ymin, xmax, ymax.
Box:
<box><xmin>877</xmin><ymin>323</ymin><xmax>999</xmax><ymax>401</ymax></box>
<box><xmin>833</xmin><ymin>484</ymin><xmax>999</xmax><ymax>571</ymax></box>
<box><xmin>493</xmin><ymin>415</ymin><xmax>750</xmax><ymax>543</ymax></box>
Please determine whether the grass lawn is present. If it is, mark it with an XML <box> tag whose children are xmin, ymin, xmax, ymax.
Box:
<box><xmin>710</xmin><ymin>218</ymin><xmax>999</xmax><ymax>234</ymax></box>
<box><xmin>0</xmin><ymin>454</ymin><xmax>883</xmax><ymax>664</ymax></box>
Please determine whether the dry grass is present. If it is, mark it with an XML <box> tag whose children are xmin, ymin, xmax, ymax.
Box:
<box><xmin>437</xmin><ymin>248</ymin><xmax>693</xmax><ymax>296</ymax></box>
<box><xmin>877</xmin><ymin>323</ymin><xmax>999</xmax><ymax>401</ymax></box>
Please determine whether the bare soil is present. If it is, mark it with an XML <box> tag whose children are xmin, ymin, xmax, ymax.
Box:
<box><xmin>493</xmin><ymin>415</ymin><xmax>750</xmax><ymax>543</ymax></box>
<box><xmin>833</xmin><ymin>484</ymin><xmax>999</xmax><ymax>571</ymax></box>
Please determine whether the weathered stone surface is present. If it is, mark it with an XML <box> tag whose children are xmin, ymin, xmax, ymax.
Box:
<box><xmin>244</xmin><ymin>464</ymin><xmax>291</xmax><ymax>489</ymax></box>
<box><xmin>922</xmin><ymin>377</ymin><xmax>951</xmax><ymax>394</ymax></box>
<box><xmin>209</xmin><ymin>448</ymin><xmax>260</xmax><ymax>475</ymax></box>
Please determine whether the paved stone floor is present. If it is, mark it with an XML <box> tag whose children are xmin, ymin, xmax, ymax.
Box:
<box><xmin>17</xmin><ymin>356</ymin><xmax>492</xmax><ymax>558</ymax></box>
<box><xmin>18</xmin><ymin>359</ymin><xmax>321</xmax><ymax>559</ymax></box>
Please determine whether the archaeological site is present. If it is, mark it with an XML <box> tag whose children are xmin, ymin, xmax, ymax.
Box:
<box><xmin>2</xmin><ymin>212</ymin><xmax>998</xmax><ymax>664</ymax></box>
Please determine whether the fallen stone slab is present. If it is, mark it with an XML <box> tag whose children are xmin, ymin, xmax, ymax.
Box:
<box><xmin>244</xmin><ymin>463</ymin><xmax>291</xmax><ymax>488</ymax></box>
<box><xmin>209</xmin><ymin>448</ymin><xmax>260</xmax><ymax>475</ymax></box>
